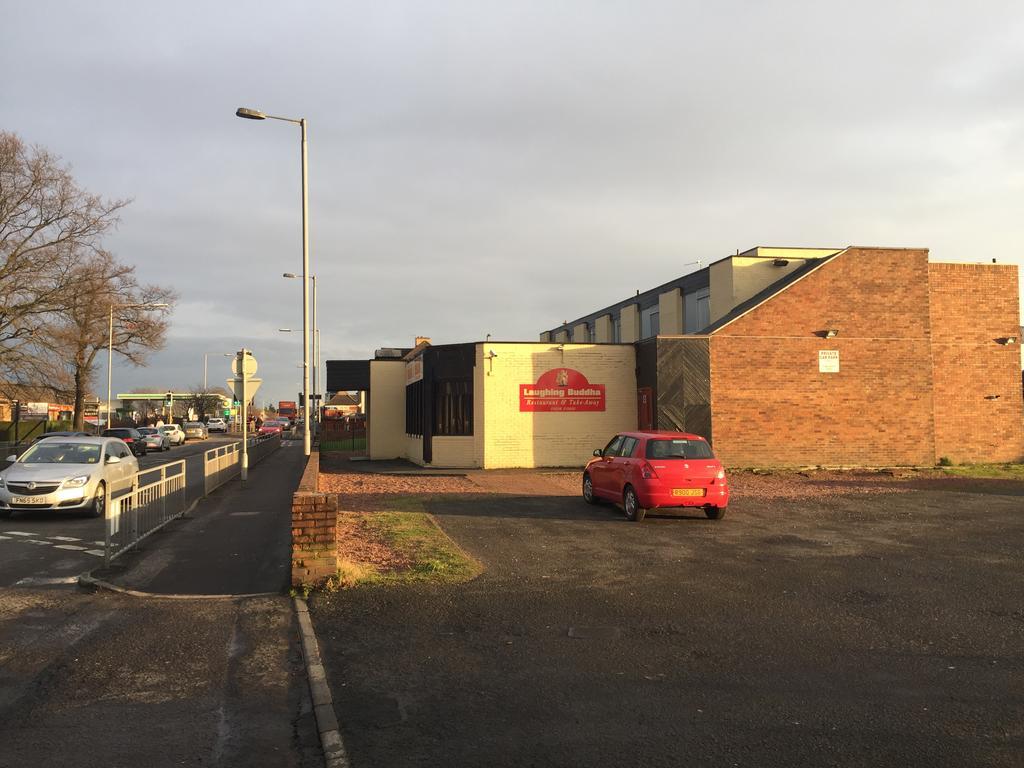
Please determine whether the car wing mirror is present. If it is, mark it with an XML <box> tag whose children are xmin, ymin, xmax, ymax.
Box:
<box><xmin>106</xmin><ymin>455</ymin><xmax>121</xmax><ymax>464</ymax></box>
<box><xmin>593</xmin><ymin>449</ymin><xmax>603</xmax><ymax>457</ymax></box>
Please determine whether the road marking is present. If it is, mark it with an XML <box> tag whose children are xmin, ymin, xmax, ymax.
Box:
<box><xmin>3</xmin><ymin>531</ymin><xmax>34</xmax><ymax>536</ymax></box>
<box><xmin>14</xmin><ymin>576</ymin><xmax>80</xmax><ymax>586</ymax></box>
<box><xmin>229</xmin><ymin>511</ymin><xmax>261</xmax><ymax>517</ymax></box>
<box><xmin>54</xmin><ymin>544</ymin><xmax>88</xmax><ymax>551</ymax></box>
<box><xmin>85</xmin><ymin>549</ymin><xmax>105</xmax><ymax>557</ymax></box>
<box><xmin>49</xmin><ymin>535</ymin><xmax>81</xmax><ymax>542</ymax></box>
<box><xmin>0</xmin><ymin>535</ymin><xmax>10</xmax><ymax>540</ymax></box>
<box><xmin>27</xmin><ymin>539</ymin><xmax>51</xmax><ymax>546</ymax></box>
<box><xmin>91</xmin><ymin>541</ymin><xmax>106</xmax><ymax>546</ymax></box>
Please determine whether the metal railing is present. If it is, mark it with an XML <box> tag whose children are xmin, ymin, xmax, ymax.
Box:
<box><xmin>105</xmin><ymin>460</ymin><xmax>187</xmax><ymax>565</ymax></box>
<box><xmin>202</xmin><ymin>433</ymin><xmax>282</xmax><ymax>496</ymax></box>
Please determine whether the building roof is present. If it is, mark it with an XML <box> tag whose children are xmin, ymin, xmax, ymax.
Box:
<box><xmin>325</xmin><ymin>392</ymin><xmax>359</xmax><ymax>407</ymax></box>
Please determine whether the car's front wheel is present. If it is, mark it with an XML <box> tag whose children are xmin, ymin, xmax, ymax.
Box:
<box><xmin>90</xmin><ymin>482</ymin><xmax>106</xmax><ymax>519</ymax></box>
<box><xmin>623</xmin><ymin>486</ymin><xmax>646</xmax><ymax>522</ymax></box>
<box><xmin>582</xmin><ymin>473</ymin><xmax>598</xmax><ymax>505</ymax></box>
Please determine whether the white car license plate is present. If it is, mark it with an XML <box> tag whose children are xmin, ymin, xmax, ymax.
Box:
<box><xmin>12</xmin><ymin>496</ymin><xmax>50</xmax><ymax>505</ymax></box>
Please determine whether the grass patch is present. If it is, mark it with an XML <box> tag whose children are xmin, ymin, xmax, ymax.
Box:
<box><xmin>940</xmin><ymin>463</ymin><xmax>1024</xmax><ymax>480</ymax></box>
<box><xmin>335</xmin><ymin>497</ymin><xmax>482</xmax><ymax>588</ymax></box>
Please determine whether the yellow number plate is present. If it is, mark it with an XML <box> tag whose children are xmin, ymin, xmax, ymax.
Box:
<box><xmin>671</xmin><ymin>488</ymin><xmax>705</xmax><ymax>497</ymax></box>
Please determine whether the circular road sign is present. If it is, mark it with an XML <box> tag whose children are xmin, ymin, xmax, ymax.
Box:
<box><xmin>231</xmin><ymin>354</ymin><xmax>258</xmax><ymax>377</ymax></box>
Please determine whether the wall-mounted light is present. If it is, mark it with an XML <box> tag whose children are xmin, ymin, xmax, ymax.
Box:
<box><xmin>996</xmin><ymin>336</ymin><xmax>1017</xmax><ymax>345</ymax></box>
<box><xmin>985</xmin><ymin>394</ymin><xmax>1002</xmax><ymax>400</ymax></box>
<box><xmin>772</xmin><ymin>258</ymin><xmax>790</xmax><ymax>267</ymax></box>
<box><xmin>485</xmin><ymin>349</ymin><xmax>498</xmax><ymax>375</ymax></box>
<box><xmin>816</xmin><ymin>328</ymin><xmax>839</xmax><ymax>339</ymax></box>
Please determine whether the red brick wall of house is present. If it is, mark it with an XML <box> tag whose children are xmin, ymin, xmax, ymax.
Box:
<box><xmin>929</xmin><ymin>263</ymin><xmax>1024</xmax><ymax>463</ymax></box>
<box><xmin>710</xmin><ymin>248</ymin><xmax>938</xmax><ymax>467</ymax></box>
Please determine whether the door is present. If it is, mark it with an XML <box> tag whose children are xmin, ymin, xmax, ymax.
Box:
<box><xmin>589</xmin><ymin>435</ymin><xmax>623</xmax><ymax>498</ymax></box>
<box><xmin>637</xmin><ymin>388</ymin><xmax>653</xmax><ymax>430</ymax></box>
<box><xmin>609</xmin><ymin>436</ymin><xmax>640</xmax><ymax>498</ymax></box>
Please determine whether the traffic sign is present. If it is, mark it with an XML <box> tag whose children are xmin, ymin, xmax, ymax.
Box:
<box><xmin>231</xmin><ymin>354</ymin><xmax>258</xmax><ymax>377</ymax></box>
<box><xmin>227</xmin><ymin>377</ymin><xmax>262</xmax><ymax>403</ymax></box>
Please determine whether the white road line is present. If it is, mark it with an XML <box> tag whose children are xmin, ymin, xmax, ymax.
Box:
<box><xmin>0</xmin><ymin>535</ymin><xmax>10</xmax><ymax>540</ymax></box>
<box><xmin>49</xmin><ymin>536</ymin><xmax>81</xmax><ymax>542</ymax></box>
<box><xmin>229</xmin><ymin>511</ymin><xmax>261</xmax><ymax>517</ymax></box>
<box><xmin>3</xmin><ymin>531</ymin><xmax>34</xmax><ymax>536</ymax></box>
<box><xmin>84</xmin><ymin>549</ymin><xmax>105</xmax><ymax>557</ymax></box>
<box><xmin>54</xmin><ymin>544</ymin><xmax>88</xmax><ymax>551</ymax></box>
<box><xmin>14</xmin><ymin>575</ymin><xmax>80</xmax><ymax>586</ymax></box>
<box><xmin>27</xmin><ymin>540</ymin><xmax>51</xmax><ymax>546</ymax></box>
<box><xmin>91</xmin><ymin>541</ymin><xmax>105</xmax><ymax>546</ymax></box>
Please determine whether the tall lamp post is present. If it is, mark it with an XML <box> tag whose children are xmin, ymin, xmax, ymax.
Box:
<box><xmin>236</xmin><ymin>105</ymin><xmax>312</xmax><ymax>456</ymax></box>
<box><xmin>203</xmin><ymin>352</ymin><xmax>232</xmax><ymax>391</ymax></box>
<box><xmin>283</xmin><ymin>272</ymin><xmax>319</xmax><ymax>428</ymax></box>
<box><xmin>107</xmin><ymin>302</ymin><xmax>168</xmax><ymax>428</ymax></box>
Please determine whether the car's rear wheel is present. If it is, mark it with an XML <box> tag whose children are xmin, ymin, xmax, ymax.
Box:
<box><xmin>705</xmin><ymin>505</ymin><xmax>726</xmax><ymax>520</ymax></box>
<box><xmin>582</xmin><ymin>473</ymin><xmax>598</xmax><ymax>504</ymax></box>
<box><xmin>623</xmin><ymin>486</ymin><xmax>645</xmax><ymax>522</ymax></box>
<box><xmin>90</xmin><ymin>482</ymin><xmax>106</xmax><ymax>519</ymax></box>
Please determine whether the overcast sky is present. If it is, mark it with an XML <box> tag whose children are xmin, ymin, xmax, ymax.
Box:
<box><xmin>3</xmin><ymin>1</ymin><xmax>1023</xmax><ymax>405</ymax></box>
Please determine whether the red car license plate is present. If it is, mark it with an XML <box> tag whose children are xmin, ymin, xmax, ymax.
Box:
<box><xmin>671</xmin><ymin>488</ymin><xmax>705</xmax><ymax>497</ymax></box>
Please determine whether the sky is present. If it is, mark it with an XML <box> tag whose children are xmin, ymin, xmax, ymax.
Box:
<box><xmin>3</xmin><ymin>1</ymin><xmax>1023</xmax><ymax>406</ymax></box>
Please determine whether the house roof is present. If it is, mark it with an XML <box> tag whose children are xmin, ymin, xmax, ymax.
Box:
<box><xmin>325</xmin><ymin>392</ymin><xmax>359</xmax><ymax>407</ymax></box>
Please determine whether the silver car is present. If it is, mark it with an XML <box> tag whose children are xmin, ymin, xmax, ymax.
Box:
<box><xmin>138</xmin><ymin>427</ymin><xmax>170</xmax><ymax>452</ymax></box>
<box><xmin>183</xmin><ymin>421</ymin><xmax>208</xmax><ymax>440</ymax></box>
<box><xmin>0</xmin><ymin>437</ymin><xmax>139</xmax><ymax>519</ymax></box>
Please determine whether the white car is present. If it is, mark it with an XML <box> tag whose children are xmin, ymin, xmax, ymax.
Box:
<box><xmin>206</xmin><ymin>417</ymin><xmax>228</xmax><ymax>433</ymax></box>
<box><xmin>159</xmin><ymin>424</ymin><xmax>186</xmax><ymax>446</ymax></box>
<box><xmin>0</xmin><ymin>437</ymin><xmax>139</xmax><ymax>519</ymax></box>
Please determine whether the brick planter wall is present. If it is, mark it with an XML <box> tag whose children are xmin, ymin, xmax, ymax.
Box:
<box><xmin>291</xmin><ymin>448</ymin><xmax>339</xmax><ymax>587</ymax></box>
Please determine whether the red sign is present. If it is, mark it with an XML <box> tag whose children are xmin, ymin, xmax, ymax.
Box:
<box><xmin>520</xmin><ymin>368</ymin><xmax>606</xmax><ymax>412</ymax></box>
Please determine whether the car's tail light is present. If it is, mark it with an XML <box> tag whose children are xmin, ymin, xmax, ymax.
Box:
<box><xmin>640</xmin><ymin>462</ymin><xmax>659</xmax><ymax>480</ymax></box>
<box><xmin>123</xmin><ymin>438</ymin><xmax>133</xmax><ymax>442</ymax></box>
<box><xmin>716</xmin><ymin>469</ymin><xmax>725</xmax><ymax>480</ymax></box>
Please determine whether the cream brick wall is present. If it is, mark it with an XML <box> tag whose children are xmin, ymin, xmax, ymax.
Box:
<box><xmin>554</xmin><ymin>329</ymin><xmax>570</xmax><ymax>343</ymax></box>
<box><xmin>594</xmin><ymin>314</ymin><xmax>612</xmax><ymax>343</ymax></box>
<box><xmin>432</xmin><ymin>436</ymin><xmax>477</xmax><ymax>467</ymax></box>
<box><xmin>572</xmin><ymin>322</ymin><xmax>589</xmax><ymax>342</ymax></box>
<box><xmin>658</xmin><ymin>288</ymin><xmax>683</xmax><ymax>334</ymax></box>
<box><xmin>368</xmin><ymin>361</ymin><xmax>406</xmax><ymax>459</ymax></box>
<box><xmin>710</xmin><ymin>254</ymin><xmax>834</xmax><ymax>323</ymax></box>
<box><xmin>480</xmin><ymin>342</ymin><xmax>637</xmax><ymax>469</ymax></box>
<box><xmin>620</xmin><ymin>305</ymin><xmax>639</xmax><ymax>343</ymax></box>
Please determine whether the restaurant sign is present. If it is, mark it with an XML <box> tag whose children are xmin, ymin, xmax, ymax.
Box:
<box><xmin>520</xmin><ymin>368</ymin><xmax>606</xmax><ymax>412</ymax></box>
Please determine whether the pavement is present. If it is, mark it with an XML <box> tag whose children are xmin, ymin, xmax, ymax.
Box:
<box><xmin>309</xmin><ymin>484</ymin><xmax>1024</xmax><ymax>768</ymax></box>
<box><xmin>0</xmin><ymin>439</ymin><xmax>324</xmax><ymax>767</ymax></box>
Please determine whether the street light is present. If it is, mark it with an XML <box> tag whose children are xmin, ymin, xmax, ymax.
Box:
<box><xmin>236</xmin><ymin>105</ymin><xmax>312</xmax><ymax>456</ymax></box>
<box><xmin>203</xmin><ymin>352</ymin><xmax>232</xmax><ymax>391</ymax></box>
<box><xmin>107</xmin><ymin>303</ymin><xmax>169</xmax><ymax>429</ymax></box>
<box><xmin>283</xmin><ymin>272</ymin><xmax>319</xmax><ymax>426</ymax></box>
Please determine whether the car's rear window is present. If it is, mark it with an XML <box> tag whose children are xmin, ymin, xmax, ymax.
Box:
<box><xmin>105</xmin><ymin>429</ymin><xmax>133</xmax><ymax>437</ymax></box>
<box><xmin>645</xmin><ymin>438</ymin><xmax>714</xmax><ymax>460</ymax></box>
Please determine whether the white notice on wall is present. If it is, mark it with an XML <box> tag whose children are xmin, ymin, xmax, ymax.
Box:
<box><xmin>818</xmin><ymin>350</ymin><xmax>840</xmax><ymax>373</ymax></box>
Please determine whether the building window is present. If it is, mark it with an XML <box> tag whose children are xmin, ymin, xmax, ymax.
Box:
<box><xmin>433</xmin><ymin>379</ymin><xmax>473</xmax><ymax>436</ymax></box>
<box><xmin>684</xmin><ymin>288</ymin><xmax>710</xmax><ymax>333</ymax></box>
<box><xmin>612</xmin><ymin>313</ymin><xmax>621</xmax><ymax>343</ymax></box>
<box><xmin>640</xmin><ymin>306</ymin><xmax>660</xmax><ymax>339</ymax></box>
<box><xmin>405</xmin><ymin>380</ymin><xmax>424</xmax><ymax>436</ymax></box>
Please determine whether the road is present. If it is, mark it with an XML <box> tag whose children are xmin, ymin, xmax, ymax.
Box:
<box><xmin>0</xmin><ymin>435</ymin><xmax>238</xmax><ymax>588</ymax></box>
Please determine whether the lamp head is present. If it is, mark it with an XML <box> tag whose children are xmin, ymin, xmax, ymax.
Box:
<box><xmin>235</xmin><ymin>107</ymin><xmax>266</xmax><ymax>120</ymax></box>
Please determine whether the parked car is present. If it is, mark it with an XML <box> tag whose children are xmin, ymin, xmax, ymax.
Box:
<box><xmin>137</xmin><ymin>427</ymin><xmax>170</xmax><ymax>452</ymax></box>
<box><xmin>183</xmin><ymin>421</ymin><xmax>208</xmax><ymax>440</ymax></box>
<box><xmin>159</xmin><ymin>424</ymin><xmax>185</xmax><ymax>446</ymax></box>
<box><xmin>0</xmin><ymin>436</ymin><xmax>139</xmax><ymax>518</ymax></box>
<box><xmin>206</xmin><ymin>417</ymin><xmax>228</xmax><ymax>433</ymax></box>
<box><xmin>101</xmin><ymin>428</ymin><xmax>148</xmax><ymax>457</ymax></box>
<box><xmin>583</xmin><ymin>431</ymin><xmax>729</xmax><ymax>522</ymax></box>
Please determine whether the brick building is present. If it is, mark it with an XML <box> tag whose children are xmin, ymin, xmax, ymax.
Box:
<box><xmin>547</xmin><ymin>246</ymin><xmax>1023</xmax><ymax>467</ymax></box>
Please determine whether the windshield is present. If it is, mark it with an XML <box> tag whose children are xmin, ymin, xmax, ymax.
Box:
<box><xmin>185</xmin><ymin>422</ymin><xmax>202</xmax><ymax>428</ymax></box>
<box><xmin>20</xmin><ymin>442</ymin><xmax>102</xmax><ymax>465</ymax></box>
<box><xmin>138</xmin><ymin>428</ymin><xmax>157</xmax><ymax>435</ymax></box>
<box><xmin>645</xmin><ymin>438</ymin><xmax>714</xmax><ymax>460</ymax></box>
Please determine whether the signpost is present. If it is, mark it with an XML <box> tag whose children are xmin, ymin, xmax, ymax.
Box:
<box><xmin>228</xmin><ymin>350</ymin><xmax>262</xmax><ymax>481</ymax></box>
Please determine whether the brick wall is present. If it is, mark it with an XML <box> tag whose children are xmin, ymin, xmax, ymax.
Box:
<box><xmin>291</xmin><ymin>448</ymin><xmax>339</xmax><ymax>587</ymax></box>
<box><xmin>929</xmin><ymin>263</ymin><xmax>1024</xmax><ymax>463</ymax></box>
<box><xmin>710</xmin><ymin>248</ymin><xmax>938</xmax><ymax>467</ymax></box>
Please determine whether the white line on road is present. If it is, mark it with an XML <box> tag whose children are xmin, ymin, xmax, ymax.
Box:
<box><xmin>3</xmin><ymin>531</ymin><xmax>34</xmax><ymax>536</ymax></box>
<box><xmin>85</xmin><ymin>549</ymin><xmax>104</xmax><ymax>557</ymax></box>
<box><xmin>27</xmin><ymin>539</ymin><xmax>51</xmax><ymax>546</ymax></box>
<box><xmin>49</xmin><ymin>536</ymin><xmax>82</xmax><ymax>542</ymax></box>
<box><xmin>54</xmin><ymin>544</ymin><xmax>88</xmax><ymax>551</ymax></box>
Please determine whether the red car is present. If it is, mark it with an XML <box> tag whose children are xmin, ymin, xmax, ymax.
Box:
<box><xmin>583</xmin><ymin>431</ymin><xmax>729</xmax><ymax>522</ymax></box>
<box><xmin>258</xmin><ymin>420</ymin><xmax>284</xmax><ymax>436</ymax></box>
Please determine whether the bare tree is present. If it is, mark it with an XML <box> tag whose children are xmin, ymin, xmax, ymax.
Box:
<box><xmin>0</xmin><ymin>132</ymin><xmax>129</xmax><ymax>382</ymax></box>
<box><xmin>183</xmin><ymin>386</ymin><xmax>227</xmax><ymax>422</ymax></box>
<box><xmin>46</xmin><ymin>253</ymin><xmax>176</xmax><ymax>429</ymax></box>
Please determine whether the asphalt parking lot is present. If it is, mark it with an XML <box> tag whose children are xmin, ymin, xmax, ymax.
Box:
<box><xmin>311</xmin><ymin>479</ymin><xmax>1024</xmax><ymax>767</ymax></box>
